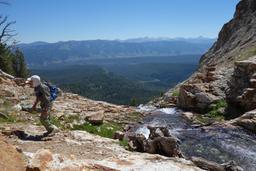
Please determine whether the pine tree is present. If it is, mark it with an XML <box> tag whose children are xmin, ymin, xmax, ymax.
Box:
<box><xmin>130</xmin><ymin>98</ymin><xmax>137</xmax><ymax>106</ymax></box>
<box><xmin>12</xmin><ymin>49</ymin><xmax>29</xmax><ymax>78</ymax></box>
<box><xmin>0</xmin><ymin>44</ymin><xmax>29</xmax><ymax>78</ymax></box>
<box><xmin>0</xmin><ymin>43</ymin><xmax>14</xmax><ymax>75</ymax></box>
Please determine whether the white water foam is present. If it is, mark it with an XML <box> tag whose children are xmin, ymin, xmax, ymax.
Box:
<box><xmin>137</xmin><ymin>104</ymin><xmax>157</xmax><ymax>112</ymax></box>
<box><xmin>135</xmin><ymin>126</ymin><xmax>150</xmax><ymax>139</ymax></box>
<box><xmin>137</xmin><ymin>105</ymin><xmax>178</xmax><ymax>115</ymax></box>
<box><xmin>157</xmin><ymin>108</ymin><xmax>177</xmax><ymax>114</ymax></box>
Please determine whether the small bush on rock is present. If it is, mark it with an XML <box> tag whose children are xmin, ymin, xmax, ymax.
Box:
<box><xmin>172</xmin><ymin>90</ymin><xmax>179</xmax><ymax>97</ymax></box>
<box><xmin>206</xmin><ymin>99</ymin><xmax>227</xmax><ymax>119</ymax></box>
<box><xmin>72</xmin><ymin>122</ymin><xmax>122</xmax><ymax>138</ymax></box>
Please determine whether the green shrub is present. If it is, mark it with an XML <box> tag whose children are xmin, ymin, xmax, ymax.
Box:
<box><xmin>160</xmin><ymin>91</ymin><xmax>164</xmax><ymax>97</ymax></box>
<box><xmin>119</xmin><ymin>139</ymin><xmax>129</xmax><ymax>148</ymax></box>
<box><xmin>49</xmin><ymin>115</ymin><xmax>80</xmax><ymax>129</ymax></box>
<box><xmin>62</xmin><ymin>115</ymin><xmax>80</xmax><ymax>123</ymax></box>
<box><xmin>206</xmin><ymin>99</ymin><xmax>227</xmax><ymax>119</ymax></box>
<box><xmin>172</xmin><ymin>90</ymin><xmax>179</xmax><ymax>97</ymax></box>
<box><xmin>0</xmin><ymin>44</ymin><xmax>29</xmax><ymax>78</ymax></box>
<box><xmin>50</xmin><ymin>116</ymin><xmax>63</xmax><ymax>128</ymax></box>
<box><xmin>130</xmin><ymin>98</ymin><xmax>137</xmax><ymax>106</ymax></box>
<box><xmin>0</xmin><ymin>114</ymin><xmax>17</xmax><ymax>123</ymax></box>
<box><xmin>72</xmin><ymin>122</ymin><xmax>122</xmax><ymax>139</ymax></box>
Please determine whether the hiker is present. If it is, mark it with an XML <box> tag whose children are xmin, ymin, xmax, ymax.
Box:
<box><xmin>25</xmin><ymin>75</ymin><xmax>59</xmax><ymax>136</ymax></box>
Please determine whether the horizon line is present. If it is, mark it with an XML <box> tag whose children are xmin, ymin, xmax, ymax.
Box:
<box><xmin>18</xmin><ymin>36</ymin><xmax>217</xmax><ymax>44</ymax></box>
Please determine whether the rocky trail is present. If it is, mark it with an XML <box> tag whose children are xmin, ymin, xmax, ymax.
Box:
<box><xmin>1</xmin><ymin>124</ymin><xmax>202</xmax><ymax>171</ymax></box>
<box><xmin>0</xmin><ymin>74</ymin><xmax>202</xmax><ymax>171</ymax></box>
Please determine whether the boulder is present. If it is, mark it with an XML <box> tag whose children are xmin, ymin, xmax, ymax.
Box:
<box><xmin>223</xmin><ymin>161</ymin><xmax>243</xmax><ymax>171</ymax></box>
<box><xmin>150</xmin><ymin>136</ymin><xmax>182</xmax><ymax>157</ymax></box>
<box><xmin>127</xmin><ymin>133</ymin><xmax>146</xmax><ymax>152</ymax></box>
<box><xmin>26</xmin><ymin>149</ymin><xmax>53</xmax><ymax>171</ymax></box>
<box><xmin>178</xmin><ymin>84</ymin><xmax>198</xmax><ymax>109</ymax></box>
<box><xmin>227</xmin><ymin>56</ymin><xmax>256</xmax><ymax>112</ymax></box>
<box><xmin>85</xmin><ymin>110</ymin><xmax>104</xmax><ymax>125</ymax></box>
<box><xmin>113</xmin><ymin>131</ymin><xmax>124</xmax><ymax>140</ymax></box>
<box><xmin>182</xmin><ymin>112</ymin><xmax>194</xmax><ymax>121</ymax></box>
<box><xmin>230</xmin><ymin>109</ymin><xmax>256</xmax><ymax>133</ymax></box>
<box><xmin>195</xmin><ymin>92</ymin><xmax>219</xmax><ymax>110</ymax></box>
<box><xmin>147</xmin><ymin>126</ymin><xmax>172</xmax><ymax>138</ymax></box>
<box><xmin>178</xmin><ymin>84</ymin><xmax>219</xmax><ymax>112</ymax></box>
<box><xmin>127</xmin><ymin>126</ymin><xmax>182</xmax><ymax>157</ymax></box>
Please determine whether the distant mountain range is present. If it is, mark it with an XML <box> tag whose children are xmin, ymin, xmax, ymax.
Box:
<box><xmin>120</xmin><ymin>36</ymin><xmax>216</xmax><ymax>43</ymax></box>
<box><xmin>18</xmin><ymin>37</ymin><xmax>215</xmax><ymax>66</ymax></box>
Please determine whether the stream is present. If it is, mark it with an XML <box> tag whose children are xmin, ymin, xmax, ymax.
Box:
<box><xmin>136</xmin><ymin>105</ymin><xmax>256</xmax><ymax>171</ymax></box>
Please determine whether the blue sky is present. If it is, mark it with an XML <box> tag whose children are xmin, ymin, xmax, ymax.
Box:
<box><xmin>1</xmin><ymin>0</ymin><xmax>239</xmax><ymax>43</ymax></box>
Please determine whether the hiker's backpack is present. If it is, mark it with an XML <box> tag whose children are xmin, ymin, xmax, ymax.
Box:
<box><xmin>44</xmin><ymin>81</ymin><xmax>59</xmax><ymax>101</ymax></box>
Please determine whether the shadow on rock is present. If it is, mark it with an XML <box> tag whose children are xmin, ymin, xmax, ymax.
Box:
<box><xmin>8</xmin><ymin>130</ymin><xmax>51</xmax><ymax>141</ymax></box>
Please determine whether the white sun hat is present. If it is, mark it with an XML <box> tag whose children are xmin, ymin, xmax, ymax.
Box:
<box><xmin>26</xmin><ymin>75</ymin><xmax>41</xmax><ymax>87</ymax></box>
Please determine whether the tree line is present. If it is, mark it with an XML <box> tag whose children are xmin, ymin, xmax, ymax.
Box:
<box><xmin>0</xmin><ymin>2</ymin><xmax>29</xmax><ymax>78</ymax></box>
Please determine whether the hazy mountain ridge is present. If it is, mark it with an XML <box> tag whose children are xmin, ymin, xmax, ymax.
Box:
<box><xmin>18</xmin><ymin>38</ymin><xmax>215</xmax><ymax>66</ymax></box>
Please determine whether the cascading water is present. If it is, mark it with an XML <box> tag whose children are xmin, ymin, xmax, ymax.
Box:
<box><xmin>136</xmin><ymin>105</ymin><xmax>256</xmax><ymax>171</ymax></box>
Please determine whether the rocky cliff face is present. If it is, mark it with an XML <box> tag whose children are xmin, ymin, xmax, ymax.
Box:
<box><xmin>200</xmin><ymin>0</ymin><xmax>256</xmax><ymax>68</ymax></box>
<box><xmin>156</xmin><ymin>0</ymin><xmax>256</xmax><ymax>114</ymax></box>
<box><xmin>227</xmin><ymin>56</ymin><xmax>256</xmax><ymax>112</ymax></box>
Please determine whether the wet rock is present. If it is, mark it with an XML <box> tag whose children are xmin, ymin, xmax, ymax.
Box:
<box><xmin>151</xmin><ymin>136</ymin><xmax>182</xmax><ymax>157</ymax></box>
<box><xmin>85</xmin><ymin>110</ymin><xmax>104</xmax><ymax>125</ymax></box>
<box><xmin>113</xmin><ymin>131</ymin><xmax>124</xmax><ymax>140</ymax></box>
<box><xmin>192</xmin><ymin>157</ymin><xmax>243</xmax><ymax>171</ymax></box>
<box><xmin>127</xmin><ymin>126</ymin><xmax>182</xmax><ymax>157</ymax></box>
<box><xmin>123</xmin><ymin>124</ymin><xmax>133</xmax><ymax>132</ymax></box>
<box><xmin>148</xmin><ymin>126</ymin><xmax>171</xmax><ymax>138</ymax></box>
<box><xmin>230</xmin><ymin>109</ymin><xmax>256</xmax><ymax>133</ymax></box>
<box><xmin>223</xmin><ymin>161</ymin><xmax>243</xmax><ymax>171</ymax></box>
<box><xmin>181</xmin><ymin>112</ymin><xmax>194</xmax><ymax>121</ymax></box>
<box><xmin>192</xmin><ymin>157</ymin><xmax>225</xmax><ymax>171</ymax></box>
<box><xmin>127</xmin><ymin>133</ymin><xmax>147</xmax><ymax>152</ymax></box>
<box><xmin>182</xmin><ymin>112</ymin><xmax>194</xmax><ymax>121</ymax></box>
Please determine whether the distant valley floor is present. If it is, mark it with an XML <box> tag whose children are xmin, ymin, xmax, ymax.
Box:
<box><xmin>31</xmin><ymin>55</ymin><xmax>199</xmax><ymax>105</ymax></box>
